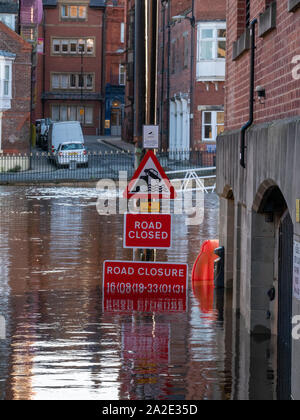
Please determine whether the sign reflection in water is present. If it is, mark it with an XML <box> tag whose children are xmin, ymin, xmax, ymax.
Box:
<box><xmin>0</xmin><ymin>187</ymin><xmax>277</xmax><ymax>400</ymax></box>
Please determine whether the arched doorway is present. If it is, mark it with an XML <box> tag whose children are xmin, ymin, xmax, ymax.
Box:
<box><xmin>277</xmin><ymin>210</ymin><xmax>293</xmax><ymax>400</ymax></box>
<box><xmin>252</xmin><ymin>182</ymin><xmax>293</xmax><ymax>400</ymax></box>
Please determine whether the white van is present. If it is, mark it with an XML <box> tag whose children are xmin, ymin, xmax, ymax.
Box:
<box><xmin>48</xmin><ymin>121</ymin><xmax>84</xmax><ymax>157</ymax></box>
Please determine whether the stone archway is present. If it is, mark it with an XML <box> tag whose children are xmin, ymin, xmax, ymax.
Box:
<box><xmin>251</xmin><ymin>181</ymin><xmax>293</xmax><ymax>400</ymax></box>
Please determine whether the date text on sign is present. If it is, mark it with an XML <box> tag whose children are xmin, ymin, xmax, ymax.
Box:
<box><xmin>103</xmin><ymin>261</ymin><xmax>188</xmax><ymax>313</ymax></box>
<box><xmin>124</xmin><ymin>213</ymin><xmax>172</xmax><ymax>249</ymax></box>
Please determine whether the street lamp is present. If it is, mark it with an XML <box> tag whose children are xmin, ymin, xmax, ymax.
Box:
<box><xmin>78</xmin><ymin>39</ymin><xmax>85</xmax><ymax>121</ymax></box>
<box><xmin>171</xmin><ymin>15</ymin><xmax>195</xmax><ymax>27</ymax></box>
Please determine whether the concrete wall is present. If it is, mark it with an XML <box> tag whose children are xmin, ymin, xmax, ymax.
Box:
<box><xmin>217</xmin><ymin>116</ymin><xmax>300</xmax><ymax>399</ymax></box>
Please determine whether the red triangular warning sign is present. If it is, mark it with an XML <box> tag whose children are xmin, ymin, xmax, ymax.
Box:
<box><xmin>124</xmin><ymin>151</ymin><xmax>177</xmax><ymax>199</ymax></box>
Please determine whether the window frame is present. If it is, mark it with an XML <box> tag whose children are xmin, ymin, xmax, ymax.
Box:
<box><xmin>60</xmin><ymin>5</ymin><xmax>87</xmax><ymax>20</ymax></box>
<box><xmin>51</xmin><ymin>104</ymin><xmax>94</xmax><ymax>126</ymax></box>
<box><xmin>202</xmin><ymin>110</ymin><xmax>224</xmax><ymax>142</ymax></box>
<box><xmin>51</xmin><ymin>38</ymin><xmax>95</xmax><ymax>56</ymax></box>
<box><xmin>119</xmin><ymin>64</ymin><xmax>126</xmax><ymax>85</ymax></box>
<box><xmin>4</xmin><ymin>65</ymin><xmax>10</xmax><ymax>96</ymax></box>
<box><xmin>120</xmin><ymin>22</ymin><xmax>125</xmax><ymax>43</ymax></box>
<box><xmin>51</xmin><ymin>73</ymin><xmax>94</xmax><ymax>91</ymax></box>
<box><xmin>197</xmin><ymin>22</ymin><xmax>226</xmax><ymax>62</ymax></box>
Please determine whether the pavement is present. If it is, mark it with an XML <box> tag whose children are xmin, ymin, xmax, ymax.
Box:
<box><xmin>91</xmin><ymin>136</ymin><xmax>135</xmax><ymax>153</ymax></box>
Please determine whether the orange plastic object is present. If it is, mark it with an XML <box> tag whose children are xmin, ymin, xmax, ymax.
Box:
<box><xmin>191</xmin><ymin>239</ymin><xmax>219</xmax><ymax>284</ymax></box>
<box><xmin>193</xmin><ymin>283</ymin><xmax>215</xmax><ymax>314</ymax></box>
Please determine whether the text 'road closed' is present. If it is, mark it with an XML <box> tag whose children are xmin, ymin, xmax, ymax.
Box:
<box><xmin>124</xmin><ymin>213</ymin><xmax>172</xmax><ymax>249</ymax></box>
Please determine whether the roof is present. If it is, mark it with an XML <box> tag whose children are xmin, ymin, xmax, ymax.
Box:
<box><xmin>43</xmin><ymin>0</ymin><xmax>106</xmax><ymax>7</ymax></box>
<box><xmin>0</xmin><ymin>2</ymin><xmax>18</xmax><ymax>13</ymax></box>
<box><xmin>0</xmin><ymin>22</ymin><xmax>32</xmax><ymax>52</ymax></box>
<box><xmin>42</xmin><ymin>0</ymin><xmax>57</xmax><ymax>7</ymax></box>
<box><xmin>0</xmin><ymin>50</ymin><xmax>16</xmax><ymax>58</ymax></box>
<box><xmin>89</xmin><ymin>0</ymin><xmax>106</xmax><ymax>8</ymax></box>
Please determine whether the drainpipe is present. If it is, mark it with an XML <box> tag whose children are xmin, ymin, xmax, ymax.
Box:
<box><xmin>190</xmin><ymin>0</ymin><xmax>195</xmax><ymax>149</ymax></box>
<box><xmin>166</xmin><ymin>0</ymin><xmax>171</xmax><ymax>149</ymax></box>
<box><xmin>160</xmin><ymin>1</ymin><xmax>166</xmax><ymax>149</ymax></box>
<box><xmin>240</xmin><ymin>18</ymin><xmax>257</xmax><ymax>169</ymax></box>
<box><xmin>42</xmin><ymin>11</ymin><xmax>46</xmax><ymax>117</ymax></box>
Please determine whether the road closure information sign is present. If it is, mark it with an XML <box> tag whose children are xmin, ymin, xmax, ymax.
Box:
<box><xmin>124</xmin><ymin>213</ymin><xmax>172</xmax><ymax>249</ymax></box>
<box><xmin>294</xmin><ymin>240</ymin><xmax>300</xmax><ymax>300</ymax></box>
<box><xmin>103</xmin><ymin>261</ymin><xmax>188</xmax><ymax>313</ymax></box>
<box><xmin>143</xmin><ymin>125</ymin><xmax>159</xmax><ymax>149</ymax></box>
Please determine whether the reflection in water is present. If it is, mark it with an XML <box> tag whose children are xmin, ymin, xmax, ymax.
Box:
<box><xmin>0</xmin><ymin>187</ymin><xmax>276</xmax><ymax>400</ymax></box>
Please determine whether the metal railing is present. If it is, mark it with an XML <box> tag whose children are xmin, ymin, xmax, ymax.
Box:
<box><xmin>0</xmin><ymin>150</ymin><xmax>216</xmax><ymax>184</ymax></box>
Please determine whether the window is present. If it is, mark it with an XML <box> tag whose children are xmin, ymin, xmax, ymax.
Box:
<box><xmin>86</xmin><ymin>74</ymin><xmax>93</xmax><ymax>88</ymax></box>
<box><xmin>121</xmin><ymin>22</ymin><xmax>125</xmax><ymax>43</ymax></box>
<box><xmin>183</xmin><ymin>33</ymin><xmax>189</xmax><ymax>68</ymax></box>
<box><xmin>52</xmin><ymin>38</ymin><xmax>94</xmax><ymax>55</ymax></box>
<box><xmin>61</xmin><ymin>39</ymin><xmax>69</xmax><ymax>53</ymax></box>
<box><xmin>119</xmin><ymin>64</ymin><xmax>126</xmax><ymax>85</ymax></box>
<box><xmin>61</xmin><ymin>5</ymin><xmax>68</xmax><ymax>17</ymax></box>
<box><xmin>196</xmin><ymin>22</ymin><xmax>226</xmax><ymax>80</ymax></box>
<box><xmin>52</xmin><ymin>74</ymin><xmax>60</xmax><ymax>89</ymax></box>
<box><xmin>51</xmin><ymin>73</ymin><xmax>94</xmax><ymax>90</ymax></box>
<box><xmin>202</xmin><ymin>111</ymin><xmax>224</xmax><ymax>141</ymax></box>
<box><xmin>61</xmin><ymin>5</ymin><xmax>87</xmax><ymax>20</ymax></box>
<box><xmin>51</xmin><ymin>105</ymin><xmax>94</xmax><ymax>125</ymax></box>
<box><xmin>4</xmin><ymin>65</ymin><xmax>10</xmax><ymax>96</ymax></box>
<box><xmin>86</xmin><ymin>39</ymin><xmax>94</xmax><ymax>54</ymax></box>
<box><xmin>70</xmin><ymin>41</ymin><xmax>77</xmax><ymax>54</ymax></box>
<box><xmin>0</xmin><ymin>14</ymin><xmax>15</xmax><ymax>31</ymax></box>
<box><xmin>198</xmin><ymin>26</ymin><xmax>226</xmax><ymax>60</ymax></box>
<box><xmin>53</xmin><ymin>39</ymin><xmax>61</xmax><ymax>53</ymax></box>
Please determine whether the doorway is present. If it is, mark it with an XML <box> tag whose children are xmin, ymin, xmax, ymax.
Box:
<box><xmin>111</xmin><ymin>101</ymin><xmax>122</xmax><ymax>136</ymax></box>
<box><xmin>277</xmin><ymin>210</ymin><xmax>293</xmax><ymax>400</ymax></box>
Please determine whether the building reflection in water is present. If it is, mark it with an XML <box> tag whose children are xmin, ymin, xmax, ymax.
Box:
<box><xmin>0</xmin><ymin>188</ymin><xmax>276</xmax><ymax>400</ymax></box>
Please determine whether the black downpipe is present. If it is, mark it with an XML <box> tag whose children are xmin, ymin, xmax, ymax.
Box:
<box><xmin>240</xmin><ymin>18</ymin><xmax>257</xmax><ymax>168</ymax></box>
<box><xmin>101</xmin><ymin>7</ymin><xmax>107</xmax><ymax>135</ymax></box>
<box><xmin>160</xmin><ymin>1</ymin><xmax>166</xmax><ymax>149</ymax></box>
<box><xmin>42</xmin><ymin>12</ymin><xmax>46</xmax><ymax>118</ymax></box>
<box><xmin>166</xmin><ymin>0</ymin><xmax>171</xmax><ymax>150</ymax></box>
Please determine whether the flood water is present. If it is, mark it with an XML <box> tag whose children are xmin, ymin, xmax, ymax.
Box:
<box><xmin>0</xmin><ymin>187</ymin><xmax>276</xmax><ymax>400</ymax></box>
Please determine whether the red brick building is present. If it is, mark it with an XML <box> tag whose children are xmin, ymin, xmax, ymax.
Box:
<box><xmin>0</xmin><ymin>22</ymin><xmax>32</xmax><ymax>154</ymax></box>
<box><xmin>217</xmin><ymin>0</ymin><xmax>300</xmax><ymax>400</ymax></box>
<box><xmin>157</xmin><ymin>0</ymin><xmax>226</xmax><ymax>155</ymax></box>
<box><xmin>104</xmin><ymin>0</ymin><xmax>126</xmax><ymax>136</ymax></box>
<box><xmin>122</xmin><ymin>0</ymin><xmax>134</xmax><ymax>144</ymax></box>
<box><xmin>36</xmin><ymin>0</ymin><xmax>125</xmax><ymax>136</ymax></box>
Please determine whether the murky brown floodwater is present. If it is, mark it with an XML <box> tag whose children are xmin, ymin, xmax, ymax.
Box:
<box><xmin>0</xmin><ymin>187</ymin><xmax>276</xmax><ymax>400</ymax></box>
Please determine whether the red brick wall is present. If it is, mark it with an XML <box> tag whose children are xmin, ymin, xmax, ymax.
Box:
<box><xmin>0</xmin><ymin>23</ymin><xmax>32</xmax><ymax>153</ymax></box>
<box><xmin>194</xmin><ymin>0</ymin><xmax>226</xmax><ymax>148</ymax></box>
<box><xmin>36</xmin><ymin>3</ymin><xmax>105</xmax><ymax>135</ymax></box>
<box><xmin>194</xmin><ymin>0</ymin><xmax>226</xmax><ymax>20</ymax></box>
<box><xmin>157</xmin><ymin>0</ymin><xmax>226</xmax><ymax>149</ymax></box>
<box><xmin>225</xmin><ymin>0</ymin><xmax>300</xmax><ymax>131</ymax></box>
<box><xmin>171</xmin><ymin>0</ymin><xmax>192</xmax><ymax>16</ymax></box>
<box><xmin>105</xmin><ymin>0</ymin><xmax>126</xmax><ymax>86</ymax></box>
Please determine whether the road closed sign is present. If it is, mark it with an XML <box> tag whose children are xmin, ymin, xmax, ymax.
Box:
<box><xmin>124</xmin><ymin>213</ymin><xmax>172</xmax><ymax>249</ymax></box>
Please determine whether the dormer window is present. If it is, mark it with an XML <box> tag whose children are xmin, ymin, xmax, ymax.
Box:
<box><xmin>61</xmin><ymin>5</ymin><xmax>87</xmax><ymax>20</ymax></box>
